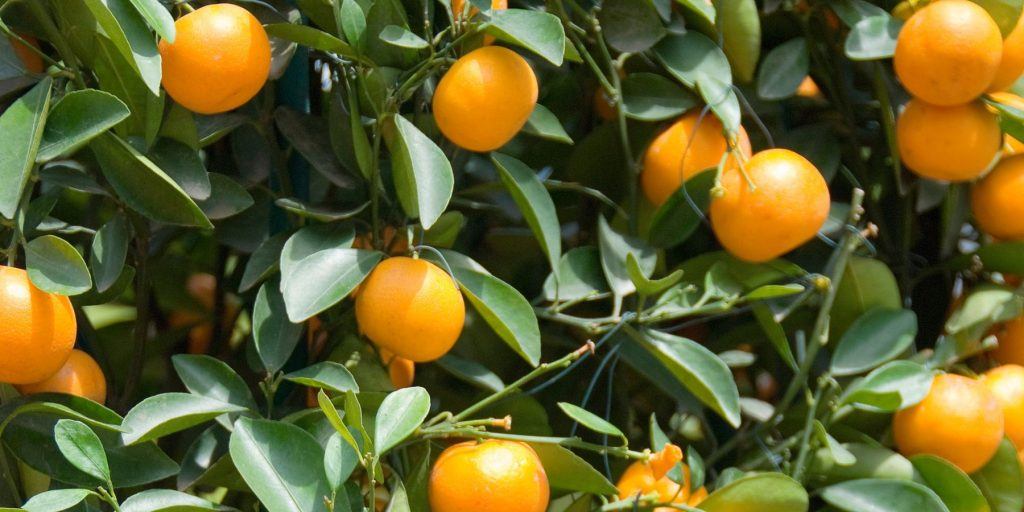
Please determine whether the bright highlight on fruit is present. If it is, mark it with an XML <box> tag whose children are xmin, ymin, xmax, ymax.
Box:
<box><xmin>429</xmin><ymin>440</ymin><xmax>549</xmax><ymax>512</ymax></box>
<box><xmin>158</xmin><ymin>4</ymin><xmax>272</xmax><ymax>114</ymax></box>
<box><xmin>355</xmin><ymin>257</ymin><xmax>465</xmax><ymax>362</ymax></box>
<box><xmin>16</xmin><ymin>349</ymin><xmax>107</xmax><ymax>405</ymax></box>
<box><xmin>0</xmin><ymin>266</ymin><xmax>77</xmax><ymax>385</ymax></box>
<box><xmin>432</xmin><ymin>46</ymin><xmax>538</xmax><ymax>152</ymax></box>
<box><xmin>709</xmin><ymin>148</ymin><xmax>830</xmax><ymax>263</ymax></box>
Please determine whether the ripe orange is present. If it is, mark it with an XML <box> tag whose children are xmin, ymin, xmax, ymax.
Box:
<box><xmin>9</xmin><ymin>36</ymin><xmax>43</xmax><ymax>74</ymax></box>
<box><xmin>893</xmin><ymin>373</ymin><xmax>1004</xmax><ymax>473</ymax></box>
<box><xmin>167</xmin><ymin>273</ymin><xmax>238</xmax><ymax>354</ymax></box>
<box><xmin>617</xmin><ymin>460</ymin><xmax>708</xmax><ymax>510</ymax></box>
<box><xmin>158</xmin><ymin>4</ymin><xmax>271</xmax><ymax>114</ymax></box>
<box><xmin>992</xmin><ymin>316</ymin><xmax>1024</xmax><ymax>366</ymax></box>
<box><xmin>379</xmin><ymin>348</ymin><xmax>415</xmax><ymax>389</ymax></box>
<box><xmin>432</xmin><ymin>46</ymin><xmax>538</xmax><ymax>152</ymax></box>
<box><xmin>894</xmin><ymin>0</ymin><xmax>1002</xmax><ymax>106</ymax></box>
<box><xmin>982</xmin><ymin>365</ymin><xmax>1024</xmax><ymax>449</ymax></box>
<box><xmin>355</xmin><ymin>257</ymin><xmax>465</xmax><ymax>362</ymax></box>
<box><xmin>972</xmin><ymin>154</ymin><xmax>1024</xmax><ymax>240</ymax></box>
<box><xmin>0</xmin><ymin>266</ymin><xmax>77</xmax><ymax>385</ymax></box>
<box><xmin>16</xmin><ymin>349</ymin><xmax>107</xmax><ymax>405</ymax></box>
<box><xmin>987</xmin><ymin>92</ymin><xmax>1024</xmax><ymax>153</ymax></box>
<box><xmin>795</xmin><ymin>76</ymin><xmax>822</xmax><ymax>98</ymax></box>
<box><xmin>451</xmin><ymin>0</ymin><xmax>508</xmax><ymax>19</ymax></box>
<box><xmin>896</xmin><ymin>99</ymin><xmax>1001</xmax><ymax>182</ymax></box>
<box><xmin>990</xmin><ymin>11</ymin><xmax>1024</xmax><ymax>91</ymax></box>
<box><xmin>429</xmin><ymin>440</ymin><xmax>549</xmax><ymax>512</ymax></box>
<box><xmin>641</xmin><ymin>112</ymin><xmax>752</xmax><ymax>206</ymax></box>
<box><xmin>709</xmin><ymin>148</ymin><xmax>830</xmax><ymax>263</ymax></box>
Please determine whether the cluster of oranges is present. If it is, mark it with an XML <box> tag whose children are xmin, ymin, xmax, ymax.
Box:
<box><xmin>0</xmin><ymin>266</ymin><xmax>106</xmax><ymax>405</ymax></box>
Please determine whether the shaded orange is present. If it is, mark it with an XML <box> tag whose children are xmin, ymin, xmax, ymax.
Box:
<box><xmin>972</xmin><ymin>154</ymin><xmax>1024</xmax><ymax>240</ymax></box>
<box><xmin>992</xmin><ymin>316</ymin><xmax>1024</xmax><ymax>366</ymax></box>
<box><xmin>0</xmin><ymin>266</ymin><xmax>77</xmax><ymax>385</ymax></box>
<box><xmin>16</xmin><ymin>349</ymin><xmax>106</xmax><ymax>405</ymax></box>
<box><xmin>982</xmin><ymin>365</ymin><xmax>1024</xmax><ymax>449</ymax></box>
<box><xmin>429</xmin><ymin>440</ymin><xmax>549</xmax><ymax>512</ymax></box>
<box><xmin>158</xmin><ymin>4</ymin><xmax>271</xmax><ymax>114</ymax></box>
<box><xmin>10</xmin><ymin>36</ymin><xmax>43</xmax><ymax>74</ymax></box>
<box><xmin>594</xmin><ymin>88</ymin><xmax>617</xmax><ymax>121</ymax></box>
<box><xmin>355</xmin><ymin>257</ymin><xmax>465</xmax><ymax>362</ymax></box>
<box><xmin>990</xmin><ymin>11</ymin><xmax>1024</xmax><ymax>91</ymax></box>
<box><xmin>709</xmin><ymin>148</ymin><xmax>830</xmax><ymax>262</ymax></box>
<box><xmin>433</xmin><ymin>46</ymin><xmax>538</xmax><ymax>152</ymax></box>
<box><xmin>379</xmin><ymin>348</ymin><xmax>415</xmax><ymax>389</ymax></box>
<box><xmin>641</xmin><ymin>112</ymin><xmax>752</xmax><ymax>206</ymax></box>
<box><xmin>894</xmin><ymin>0</ymin><xmax>1002</xmax><ymax>106</ymax></box>
<box><xmin>616</xmin><ymin>459</ymin><xmax>708</xmax><ymax>510</ymax></box>
<box><xmin>896</xmin><ymin>98</ymin><xmax>1001</xmax><ymax>182</ymax></box>
<box><xmin>893</xmin><ymin>373</ymin><xmax>1004</xmax><ymax>473</ymax></box>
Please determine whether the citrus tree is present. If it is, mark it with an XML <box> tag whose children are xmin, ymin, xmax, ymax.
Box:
<box><xmin>2</xmin><ymin>0</ymin><xmax>1024</xmax><ymax>510</ymax></box>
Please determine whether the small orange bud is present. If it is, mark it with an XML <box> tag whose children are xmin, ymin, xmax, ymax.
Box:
<box><xmin>648</xmin><ymin>443</ymin><xmax>683</xmax><ymax>480</ymax></box>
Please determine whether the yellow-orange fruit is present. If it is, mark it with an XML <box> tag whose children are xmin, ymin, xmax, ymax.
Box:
<box><xmin>641</xmin><ymin>112</ymin><xmax>752</xmax><ymax>206</ymax></box>
<box><xmin>991</xmin><ymin>11</ymin><xmax>1024</xmax><ymax>91</ymax></box>
<box><xmin>972</xmin><ymin>154</ymin><xmax>1024</xmax><ymax>240</ymax></box>
<box><xmin>429</xmin><ymin>440</ymin><xmax>549</xmax><ymax>512</ymax></box>
<box><xmin>452</xmin><ymin>0</ymin><xmax>508</xmax><ymax>18</ymax></box>
<box><xmin>896</xmin><ymin>99</ymin><xmax>1001</xmax><ymax>182</ymax></box>
<box><xmin>894</xmin><ymin>0</ymin><xmax>1002</xmax><ymax>106</ymax></box>
<box><xmin>380</xmin><ymin>348</ymin><xmax>415</xmax><ymax>389</ymax></box>
<box><xmin>432</xmin><ymin>46</ymin><xmax>538</xmax><ymax>152</ymax></box>
<box><xmin>158</xmin><ymin>4</ymin><xmax>271</xmax><ymax>114</ymax></box>
<box><xmin>617</xmin><ymin>459</ymin><xmax>708</xmax><ymax>510</ymax></box>
<box><xmin>355</xmin><ymin>257</ymin><xmax>465</xmax><ymax>362</ymax></box>
<box><xmin>982</xmin><ymin>365</ymin><xmax>1024</xmax><ymax>449</ymax></box>
<box><xmin>795</xmin><ymin>76</ymin><xmax>822</xmax><ymax>98</ymax></box>
<box><xmin>0</xmin><ymin>266</ymin><xmax>77</xmax><ymax>385</ymax></box>
<box><xmin>709</xmin><ymin>149</ymin><xmax>830</xmax><ymax>262</ymax></box>
<box><xmin>988</xmin><ymin>92</ymin><xmax>1024</xmax><ymax>153</ymax></box>
<box><xmin>16</xmin><ymin>349</ymin><xmax>107</xmax><ymax>404</ymax></box>
<box><xmin>893</xmin><ymin>373</ymin><xmax>1004</xmax><ymax>473</ymax></box>
<box><xmin>992</xmin><ymin>316</ymin><xmax>1024</xmax><ymax>366</ymax></box>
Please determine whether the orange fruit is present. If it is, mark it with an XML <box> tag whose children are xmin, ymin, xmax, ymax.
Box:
<box><xmin>379</xmin><ymin>348</ymin><xmax>415</xmax><ymax>389</ymax></box>
<box><xmin>16</xmin><ymin>349</ymin><xmax>107</xmax><ymax>405</ymax></box>
<box><xmin>893</xmin><ymin>373</ymin><xmax>1004</xmax><ymax>473</ymax></box>
<box><xmin>353</xmin><ymin>226</ymin><xmax>408</xmax><ymax>255</ymax></box>
<box><xmin>795</xmin><ymin>76</ymin><xmax>821</xmax><ymax>98</ymax></box>
<box><xmin>168</xmin><ymin>273</ymin><xmax>237</xmax><ymax>354</ymax></box>
<box><xmin>10</xmin><ymin>35</ymin><xmax>43</xmax><ymax>74</ymax></box>
<box><xmin>990</xmin><ymin>11</ymin><xmax>1024</xmax><ymax>91</ymax></box>
<box><xmin>987</xmin><ymin>92</ymin><xmax>1024</xmax><ymax>153</ymax></box>
<box><xmin>896</xmin><ymin>99</ymin><xmax>1001</xmax><ymax>182</ymax></box>
<box><xmin>992</xmin><ymin>316</ymin><xmax>1024</xmax><ymax>366</ymax></box>
<box><xmin>158</xmin><ymin>4</ymin><xmax>271</xmax><ymax>114</ymax></box>
<box><xmin>432</xmin><ymin>46</ymin><xmax>538</xmax><ymax>152</ymax></box>
<box><xmin>893</xmin><ymin>0</ymin><xmax>1002</xmax><ymax>106</ymax></box>
<box><xmin>617</xmin><ymin>460</ymin><xmax>708</xmax><ymax>510</ymax></box>
<box><xmin>0</xmin><ymin>266</ymin><xmax>77</xmax><ymax>385</ymax></box>
<box><xmin>982</xmin><ymin>365</ymin><xmax>1024</xmax><ymax>448</ymax></box>
<box><xmin>641</xmin><ymin>112</ymin><xmax>752</xmax><ymax>206</ymax></box>
<box><xmin>709</xmin><ymin>148</ymin><xmax>830</xmax><ymax>263</ymax></box>
<box><xmin>594</xmin><ymin>88</ymin><xmax>617</xmax><ymax>121</ymax></box>
<box><xmin>355</xmin><ymin>257</ymin><xmax>465</xmax><ymax>362</ymax></box>
<box><xmin>429</xmin><ymin>440</ymin><xmax>549</xmax><ymax>512</ymax></box>
<box><xmin>972</xmin><ymin>154</ymin><xmax>1024</xmax><ymax>240</ymax></box>
<box><xmin>451</xmin><ymin>0</ymin><xmax>508</xmax><ymax>19</ymax></box>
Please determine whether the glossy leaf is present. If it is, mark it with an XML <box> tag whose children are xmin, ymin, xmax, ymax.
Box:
<box><xmin>627</xmin><ymin>252</ymin><xmax>684</xmax><ymax>297</ymax></box>
<box><xmin>81</xmin><ymin>0</ymin><xmax>162</xmax><ymax>95</ymax></box>
<box><xmin>21</xmin><ymin>489</ymin><xmax>94</xmax><ymax>512</ymax></box>
<box><xmin>715</xmin><ymin>0</ymin><xmax>761</xmax><ymax>82</ymax></box>
<box><xmin>265</xmin><ymin>23</ymin><xmax>358</xmax><ymax>57</ymax></box>
<box><xmin>126</xmin><ymin>0</ymin><xmax>176</xmax><ymax>42</ymax></box>
<box><xmin>757</xmin><ymin>38</ymin><xmax>808</xmax><ymax>100</ymax></box>
<box><xmin>543</xmin><ymin>247</ymin><xmax>610</xmax><ymax>302</ymax></box>
<box><xmin>654</xmin><ymin>32</ymin><xmax>732</xmax><ymax>89</ymax></box>
<box><xmin>196</xmin><ymin>173</ymin><xmax>254</xmax><ymax>220</ymax></box>
<box><xmin>90</xmin><ymin>214</ymin><xmax>130</xmax><ymax>293</ymax></box>
<box><xmin>821</xmin><ymin>479</ymin><xmax>948</xmax><ymax>512</ymax></box>
<box><xmin>240</xmin><ymin>232</ymin><xmax>290</xmax><ymax>292</ymax></box>
<box><xmin>832</xmin><ymin>308</ymin><xmax>917</xmax><ymax>376</ymax></box>
<box><xmin>598</xmin><ymin>0</ymin><xmax>666</xmax><ymax>53</ymax></box>
<box><xmin>284</xmin><ymin>362</ymin><xmax>360</xmax><ymax>393</ymax></box>
<box><xmin>54</xmin><ymin>419</ymin><xmax>110</xmax><ymax>483</ymax></box>
<box><xmin>436</xmin><ymin>354</ymin><xmax>505</xmax><ymax>393</ymax></box>
<box><xmin>0</xmin><ymin>78</ymin><xmax>51</xmax><ymax>219</ymax></box>
<box><xmin>37</xmin><ymin>89</ymin><xmax>130</xmax><ymax>162</ymax></box>
<box><xmin>281</xmin><ymin>248</ymin><xmax>383</xmax><ymax>322</ymax></box>
<box><xmin>972</xmin><ymin>438</ymin><xmax>1024</xmax><ymax>512</ymax></box>
<box><xmin>146</xmin><ymin>138</ymin><xmax>211</xmax><ymax>200</ymax></box>
<box><xmin>26</xmin><ymin>235</ymin><xmax>92</xmax><ymax>296</ymax></box>
<box><xmin>911</xmin><ymin>455</ymin><xmax>990</xmax><ymax>512</ymax></box>
<box><xmin>120</xmin><ymin>489</ymin><xmax>223</xmax><ymax>512</ymax></box>
<box><xmin>493</xmin><ymin>153</ymin><xmax>562</xmax><ymax>277</ymax></box>
<box><xmin>598</xmin><ymin>216</ymin><xmax>656</xmax><ymax>299</ymax></box>
<box><xmin>386</xmin><ymin>115</ymin><xmax>453</xmax><ymax>229</ymax></box>
<box><xmin>121</xmin><ymin>393</ymin><xmax>246</xmax><ymax>445</ymax></box>
<box><xmin>530</xmin><ymin>443</ymin><xmax>618</xmax><ymax>495</ymax></box>
<box><xmin>700</xmin><ymin>473</ymin><xmax>809</xmax><ymax>512</ymax></box>
<box><xmin>621</xmin><ymin>72</ymin><xmax>696</xmax><ymax>121</ymax></box>
<box><xmin>485</xmin><ymin>9</ymin><xmax>565</xmax><ymax>65</ymax></box>
<box><xmin>374</xmin><ymin>387</ymin><xmax>430</xmax><ymax>455</ymax></box>
<box><xmin>558</xmin><ymin>403</ymin><xmax>625</xmax><ymax>438</ymax></box>
<box><xmin>648</xmin><ymin>168</ymin><xmax>716</xmax><ymax>248</ymax></box>
<box><xmin>840</xmin><ymin>361</ymin><xmax>936</xmax><ymax>412</ymax></box>
<box><xmin>379</xmin><ymin>24</ymin><xmax>428</xmax><ymax>49</ymax></box>
<box><xmin>845</xmin><ymin>16</ymin><xmax>902</xmax><ymax>61</ymax></box>
<box><xmin>522</xmin><ymin>104</ymin><xmax>573</xmax><ymax>144</ymax></box>
<box><xmin>172</xmin><ymin>354</ymin><xmax>258</xmax><ymax>412</ymax></box>
<box><xmin>253</xmin><ymin>282</ymin><xmax>305</xmax><ymax>373</ymax></box>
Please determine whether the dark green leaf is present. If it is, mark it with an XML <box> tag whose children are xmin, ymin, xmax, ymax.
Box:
<box><xmin>492</xmin><ymin>153</ymin><xmax>561</xmax><ymax>277</ymax></box>
<box><xmin>757</xmin><ymin>38</ymin><xmax>808</xmax><ymax>100</ymax></box>
<box><xmin>436</xmin><ymin>354</ymin><xmax>505</xmax><ymax>393</ymax></box>
<box><xmin>379</xmin><ymin>25</ymin><xmax>428</xmax><ymax>49</ymax></box>
<box><xmin>557</xmin><ymin>403</ymin><xmax>624</xmax><ymax>438</ymax></box>
<box><xmin>146</xmin><ymin>138</ymin><xmax>211</xmax><ymax>200</ymax></box>
<box><xmin>598</xmin><ymin>0</ymin><xmax>666</xmax><ymax>53</ymax></box>
<box><xmin>911</xmin><ymin>455</ymin><xmax>990</xmax><ymax>512</ymax></box>
<box><xmin>648</xmin><ymin>168</ymin><xmax>715</xmax><ymax>248</ymax></box>
<box><xmin>542</xmin><ymin>247</ymin><xmax>610</xmax><ymax>302</ymax></box>
<box><xmin>700</xmin><ymin>473</ymin><xmax>808</xmax><ymax>512</ymax></box>
<box><xmin>172</xmin><ymin>354</ymin><xmax>258</xmax><ymax>412</ymax></box>
<box><xmin>621</xmin><ymin>72</ymin><xmax>696</xmax><ymax>121</ymax></box>
<box><xmin>972</xmin><ymin>438</ymin><xmax>1024</xmax><ymax>512</ymax></box>
<box><xmin>240</xmin><ymin>232</ymin><xmax>290</xmax><ymax>292</ymax></box>
<box><xmin>37</xmin><ymin>89</ymin><xmax>130</xmax><ymax>162</ymax></box>
<box><xmin>280</xmin><ymin>248</ymin><xmax>383</xmax><ymax>322</ymax></box>
<box><xmin>529</xmin><ymin>443</ymin><xmax>618</xmax><ymax>495</ymax></box>
<box><xmin>90</xmin><ymin>214</ymin><xmax>130</xmax><ymax>293</ymax></box>
<box><xmin>120</xmin><ymin>489</ymin><xmax>223</xmax><ymax>512</ymax></box>
<box><xmin>264</xmin><ymin>23</ymin><xmax>358</xmax><ymax>57</ymax></box>
<box><xmin>0</xmin><ymin>78</ymin><xmax>51</xmax><ymax>219</ymax></box>
<box><xmin>253</xmin><ymin>282</ymin><xmax>304</xmax><ymax>373</ymax></box>
<box><xmin>126</xmin><ymin>0</ymin><xmax>176</xmax><ymax>42</ymax></box>
<box><xmin>196</xmin><ymin>173</ymin><xmax>254</xmax><ymax>220</ymax></box>
<box><xmin>598</xmin><ymin>216</ymin><xmax>656</xmax><ymax>299</ymax></box>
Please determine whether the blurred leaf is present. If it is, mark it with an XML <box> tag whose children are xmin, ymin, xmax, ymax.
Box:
<box><xmin>972</xmin><ymin>0</ymin><xmax>1024</xmax><ymax>37</ymax></box>
<box><xmin>955</xmin><ymin>241</ymin><xmax>1024</xmax><ymax>276</ymax></box>
<box><xmin>840</xmin><ymin>361</ymin><xmax>936</xmax><ymax>412</ymax></box>
<box><xmin>265</xmin><ymin>23</ymin><xmax>358</xmax><ymax>57</ymax></box>
<box><xmin>912</xmin><ymin>455</ymin><xmax>990</xmax><ymax>512</ymax></box>
<box><xmin>648</xmin><ymin>168</ymin><xmax>715</xmax><ymax>248</ymax></box>
<box><xmin>172</xmin><ymin>354</ymin><xmax>258</xmax><ymax>412</ymax></box>
<box><xmin>845</xmin><ymin>16</ymin><xmax>902</xmax><ymax>61</ymax></box>
<box><xmin>379</xmin><ymin>25</ymin><xmax>428</xmax><ymax>49</ymax></box>
<box><xmin>832</xmin><ymin>308</ymin><xmax>917</xmax><ymax>376</ymax></box>
<box><xmin>120</xmin><ymin>489</ymin><xmax>224</xmax><ymax>512</ymax></box>
<box><xmin>122</xmin><ymin>393</ymin><xmax>246</xmax><ymax>445</ymax></box>
<box><xmin>436</xmin><ymin>354</ymin><xmax>505</xmax><ymax>393</ymax></box>
<box><xmin>493</xmin><ymin>153</ymin><xmax>562</xmax><ymax>278</ymax></box>
<box><xmin>37</xmin><ymin>89</ymin><xmax>129</xmax><ymax>162</ymax></box>
<box><xmin>324</xmin><ymin>432</ymin><xmax>360</xmax><ymax>492</ymax></box>
<box><xmin>558</xmin><ymin>403</ymin><xmax>625</xmax><ymax>438</ymax></box>
<box><xmin>89</xmin><ymin>214</ymin><xmax>130</xmax><ymax>293</ymax></box>
<box><xmin>813</xmin><ymin>421</ymin><xmax>856</xmax><ymax>467</ymax></box>
<box><xmin>522</xmin><ymin>104</ymin><xmax>573</xmax><ymax>144</ymax></box>
<box><xmin>253</xmin><ymin>282</ymin><xmax>304</xmax><ymax>373</ymax></box>
<box><xmin>715</xmin><ymin>0</ymin><xmax>761</xmax><ymax>82</ymax></box>
<box><xmin>543</xmin><ymin>247</ymin><xmax>610</xmax><ymax>302</ymax></box>
<box><xmin>196</xmin><ymin>173</ymin><xmax>254</xmax><ymax>220</ymax></box>
<box><xmin>821</xmin><ymin>479</ymin><xmax>948</xmax><ymax>512</ymax></box>
<box><xmin>700</xmin><ymin>473</ymin><xmax>808</xmax><ymax>512</ymax></box>
<box><xmin>275</xmin><ymin>107</ymin><xmax>360</xmax><ymax>190</ymax></box>
<box><xmin>946</xmin><ymin>285</ymin><xmax>1023</xmax><ymax>349</ymax></box>
<box><xmin>240</xmin><ymin>232</ymin><xmax>290</xmax><ymax>292</ymax></box>
<box><xmin>21</xmin><ymin>489</ymin><xmax>93</xmax><ymax>512</ymax></box>
<box><xmin>830</xmin><ymin>0</ymin><xmax>888</xmax><ymax>26</ymax></box>
<box><xmin>529</xmin><ymin>443</ymin><xmax>618</xmax><ymax>495</ymax></box>
<box><xmin>485</xmin><ymin>9</ymin><xmax>565</xmax><ymax>65</ymax></box>
<box><xmin>598</xmin><ymin>0</ymin><xmax>666</xmax><ymax>53</ymax></box>
<box><xmin>341</xmin><ymin>0</ymin><xmax>368</xmax><ymax>49</ymax></box>
<box><xmin>810</xmin><ymin>444</ymin><xmax>917</xmax><ymax>486</ymax></box>
<box><xmin>972</xmin><ymin>438</ymin><xmax>1024</xmax><ymax>512</ymax></box>
<box><xmin>374</xmin><ymin>387</ymin><xmax>430</xmax><ymax>454</ymax></box>
<box><xmin>621</xmin><ymin>72</ymin><xmax>696</xmax><ymax>121</ymax></box>
<box><xmin>26</xmin><ymin>235</ymin><xmax>92</xmax><ymax>296</ymax></box>
<box><xmin>757</xmin><ymin>38</ymin><xmax>808</xmax><ymax>100</ymax></box>
<box><xmin>285</xmin><ymin>362</ymin><xmax>360</xmax><ymax>393</ymax></box>
<box><xmin>627</xmin><ymin>253</ymin><xmax>684</xmax><ymax>297</ymax></box>
<box><xmin>54</xmin><ymin>419</ymin><xmax>110</xmax><ymax>483</ymax></box>
<box><xmin>0</xmin><ymin>77</ymin><xmax>50</xmax><ymax>219</ymax></box>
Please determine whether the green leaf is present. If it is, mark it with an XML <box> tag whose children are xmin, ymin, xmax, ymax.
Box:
<box><xmin>37</xmin><ymin>89</ymin><xmax>130</xmax><ymax>162</ymax></box>
<box><xmin>522</xmin><ymin>104</ymin><xmax>573</xmax><ymax>144</ymax></box>
<box><xmin>972</xmin><ymin>0</ymin><xmax>1024</xmax><ymax>37</ymax></box>
<box><xmin>436</xmin><ymin>354</ymin><xmax>505</xmax><ymax>393</ymax></box>
<box><xmin>275</xmin><ymin>107</ymin><xmax>360</xmax><ymax>190</ymax></box>
<box><xmin>810</xmin><ymin>443</ymin><xmax>917</xmax><ymax>486</ymax></box>
<box><xmin>621</xmin><ymin>72</ymin><xmax>696</xmax><ymax>121</ymax></box>
<box><xmin>126</xmin><ymin>0</ymin><xmax>176</xmax><ymax>42</ymax></box>
<box><xmin>341</xmin><ymin>0</ymin><xmax>368</xmax><ymax>50</ymax></box>
<box><xmin>485</xmin><ymin>9</ymin><xmax>565</xmax><ymax>66</ymax></box>
<box><xmin>542</xmin><ymin>247</ymin><xmax>610</xmax><ymax>302</ymax></box>
<box><xmin>54</xmin><ymin>419</ymin><xmax>110</xmax><ymax>483</ymax></box>
<box><xmin>121</xmin><ymin>393</ymin><xmax>246</xmax><ymax>445</ymax></box>
<box><xmin>654</xmin><ymin>32</ymin><xmax>731</xmax><ymax>89</ymax></box>
<box><xmin>598</xmin><ymin>0</ymin><xmax>666</xmax><ymax>53</ymax></box>
<box><xmin>911</xmin><ymin>455</ymin><xmax>990</xmax><ymax>512</ymax></box>
<box><xmin>627</xmin><ymin>253</ymin><xmax>683</xmax><ymax>297</ymax></box>
<box><xmin>240</xmin><ymin>232</ymin><xmax>289</xmax><ymax>292</ymax></box>
<box><xmin>120</xmin><ymin>489</ymin><xmax>224</xmax><ymax>512</ymax></box>
<box><xmin>90</xmin><ymin>214</ymin><xmax>130</xmax><ymax>293</ymax></box>
<box><xmin>840</xmin><ymin>361</ymin><xmax>936</xmax><ymax>411</ymax></box>
<box><xmin>379</xmin><ymin>25</ymin><xmax>428</xmax><ymax>49</ymax></box>
<box><xmin>82</xmin><ymin>0</ymin><xmax>163</xmax><ymax>95</ymax></box>
<box><xmin>21</xmin><ymin>489</ymin><xmax>94</xmax><ymax>512</ymax></box>
<box><xmin>253</xmin><ymin>282</ymin><xmax>304</xmax><ymax>373</ymax></box>
<box><xmin>714</xmin><ymin>0</ymin><xmax>761</xmax><ymax>83</ymax></box>
<box><xmin>845</xmin><ymin>16</ymin><xmax>902</xmax><ymax>61</ymax></box>
<box><xmin>91</xmin><ymin>133</ymin><xmax>212</xmax><ymax>228</ymax></box>
<box><xmin>264</xmin><ymin>23</ymin><xmax>358</xmax><ymax>57</ymax></box>
<box><xmin>324</xmin><ymin>432</ymin><xmax>360</xmax><ymax>492</ymax></box>
<box><xmin>386</xmin><ymin>115</ymin><xmax>453</xmax><ymax>229</ymax></box>
<box><xmin>832</xmin><ymin>308</ymin><xmax>917</xmax><ymax>376</ymax></box>
<box><xmin>821</xmin><ymin>479</ymin><xmax>948</xmax><ymax>512</ymax></box>
<box><xmin>557</xmin><ymin>403</ymin><xmax>624</xmax><ymax>438</ymax></box>
<box><xmin>640</xmin><ymin>329</ymin><xmax>741</xmax><ymax>427</ymax></box>
<box><xmin>813</xmin><ymin>421</ymin><xmax>856</xmax><ymax>467</ymax></box>
<box><xmin>700</xmin><ymin>473</ymin><xmax>809</xmax><ymax>512</ymax></box>
<box><xmin>0</xmin><ymin>78</ymin><xmax>51</xmax><ymax>219</ymax></box>
<box><xmin>229</xmin><ymin>417</ymin><xmax>331</xmax><ymax>512</ymax></box>
<box><xmin>280</xmin><ymin>223</ymin><xmax>355</xmax><ymax>281</ymax></box>
<box><xmin>676</xmin><ymin>0</ymin><xmax>715</xmax><ymax>25</ymax></box>
<box><xmin>196</xmin><ymin>173</ymin><xmax>253</xmax><ymax>220</ymax></box>
<box><xmin>146</xmin><ymin>138</ymin><xmax>211</xmax><ymax>200</ymax></box>
<box><xmin>172</xmin><ymin>354</ymin><xmax>258</xmax><ymax>412</ymax></box>
<box><xmin>757</xmin><ymin>38</ymin><xmax>808</xmax><ymax>100</ymax></box>
<box><xmin>374</xmin><ymin>386</ymin><xmax>430</xmax><ymax>455</ymax></box>
<box><xmin>598</xmin><ymin>215</ymin><xmax>656</xmax><ymax>299</ymax></box>
<box><xmin>958</xmin><ymin>241</ymin><xmax>1024</xmax><ymax>275</ymax></box>
<box><xmin>648</xmin><ymin>168</ymin><xmax>716</xmax><ymax>248</ymax></box>
<box><xmin>698</xmin><ymin>74</ymin><xmax>741</xmax><ymax>132</ymax></box>
<box><xmin>25</xmin><ymin>235</ymin><xmax>92</xmax><ymax>296</ymax></box>
<box><xmin>281</xmin><ymin>248</ymin><xmax>383</xmax><ymax>322</ymax></box>
<box><xmin>972</xmin><ymin>438</ymin><xmax>1024</xmax><ymax>512</ymax></box>
<box><xmin>529</xmin><ymin>443</ymin><xmax>618</xmax><ymax>495</ymax></box>
<box><xmin>285</xmin><ymin>362</ymin><xmax>360</xmax><ymax>393</ymax></box>
<box><xmin>492</xmin><ymin>153</ymin><xmax>562</xmax><ymax>278</ymax></box>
